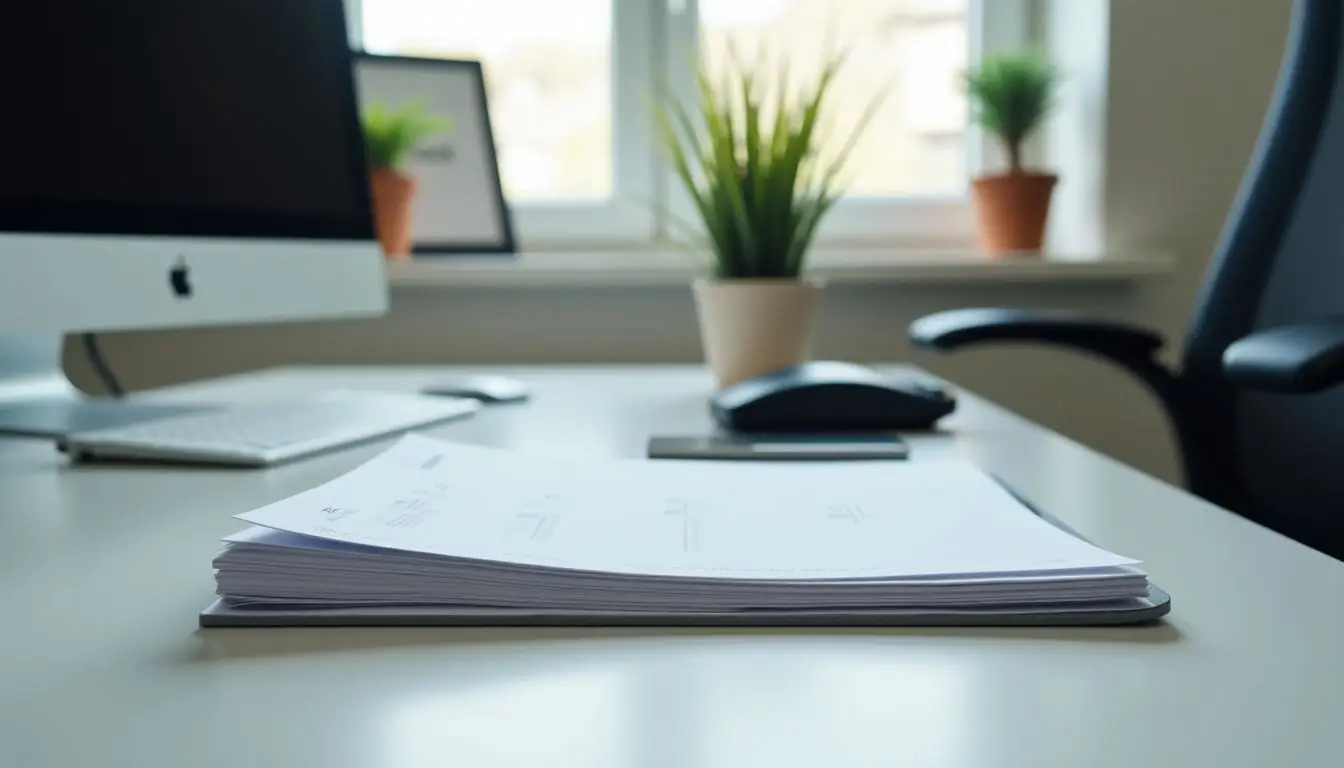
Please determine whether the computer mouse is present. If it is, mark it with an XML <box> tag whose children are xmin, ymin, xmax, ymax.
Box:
<box><xmin>422</xmin><ymin>375</ymin><xmax>530</xmax><ymax>404</ymax></box>
<box><xmin>710</xmin><ymin>361</ymin><xmax>956</xmax><ymax>433</ymax></box>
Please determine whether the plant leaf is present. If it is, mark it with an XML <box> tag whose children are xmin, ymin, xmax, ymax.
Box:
<box><xmin>360</xmin><ymin>100</ymin><xmax>452</xmax><ymax>170</ymax></box>
<box><xmin>695</xmin><ymin>64</ymin><xmax>758</xmax><ymax>274</ymax></box>
<box><xmin>964</xmin><ymin>51</ymin><xmax>1058</xmax><ymax>171</ymax></box>
<box><xmin>647</xmin><ymin>41</ymin><xmax>880</xmax><ymax>278</ymax></box>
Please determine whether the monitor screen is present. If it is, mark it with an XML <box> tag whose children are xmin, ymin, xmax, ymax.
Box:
<box><xmin>0</xmin><ymin>0</ymin><xmax>372</xmax><ymax>240</ymax></box>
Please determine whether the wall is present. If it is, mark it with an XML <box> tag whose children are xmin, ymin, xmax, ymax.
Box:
<box><xmin>63</xmin><ymin>0</ymin><xmax>1293</xmax><ymax>484</ymax></box>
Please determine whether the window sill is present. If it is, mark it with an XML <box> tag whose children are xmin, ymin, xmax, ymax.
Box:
<box><xmin>386</xmin><ymin>250</ymin><xmax>1174</xmax><ymax>289</ymax></box>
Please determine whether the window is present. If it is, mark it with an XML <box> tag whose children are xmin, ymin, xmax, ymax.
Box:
<box><xmin>699</xmin><ymin>0</ymin><xmax>969</xmax><ymax>198</ymax></box>
<box><xmin>352</xmin><ymin>0</ymin><xmax>1030</xmax><ymax>250</ymax></box>
<box><xmin>360</xmin><ymin>0</ymin><xmax>612</xmax><ymax>203</ymax></box>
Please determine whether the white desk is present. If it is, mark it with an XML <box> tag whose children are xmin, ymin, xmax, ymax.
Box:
<box><xmin>2</xmin><ymin>364</ymin><xmax>1342</xmax><ymax>767</ymax></box>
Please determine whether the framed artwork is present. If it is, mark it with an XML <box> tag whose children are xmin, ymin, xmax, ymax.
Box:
<box><xmin>353</xmin><ymin>53</ymin><xmax>516</xmax><ymax>255</ymax></box>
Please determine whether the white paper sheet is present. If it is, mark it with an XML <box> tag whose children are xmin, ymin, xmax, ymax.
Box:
<box><xmin>235</xmin><ymin>435</ymin><xmax>1138</xmax><ymax>582</ymax></box>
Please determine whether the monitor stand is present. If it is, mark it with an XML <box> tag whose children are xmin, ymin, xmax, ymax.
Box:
<box><xmin>0</xmin><ymin>333</ymin><xmax>209</xmax><ymax>439</ymax></box>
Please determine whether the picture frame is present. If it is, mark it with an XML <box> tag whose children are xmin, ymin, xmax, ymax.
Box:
<box><xmin>353</xmin><ymin>53</ymin><xmax>515</xmax><ymax>255</ymax></box>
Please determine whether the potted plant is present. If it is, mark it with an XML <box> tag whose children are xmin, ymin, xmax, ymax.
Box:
<box><xmin>653</xmin><ymin>50</ymin><xmax>881</xmax><ymax>389</ymax></box>
<box><xmin>361</xmin><ymin>101</ymin><xmax>452</xmax><ymax>260</ymax></box>
<box><xmin>964</xmin><ymin>51</ymin><xmax>1060</xmax><ymax>256</ymax></box>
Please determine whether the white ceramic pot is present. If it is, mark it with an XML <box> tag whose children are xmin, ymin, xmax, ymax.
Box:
<box><xmin>691</xmin><ymin>276</ymin><xmax>824</xmax><ymax>389</ymax></box>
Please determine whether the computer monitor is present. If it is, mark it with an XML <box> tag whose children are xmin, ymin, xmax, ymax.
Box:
<box><xmin>0</xmin><ymin>0</ymin><xmax>386</xmax><ymax>435</ymax></box>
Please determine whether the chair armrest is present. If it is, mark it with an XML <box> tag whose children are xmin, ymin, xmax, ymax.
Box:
<box><xmin>909</xmin><ymin>308</ymin><xmax>1165</xmax><ymax>360</ymax></box>
<box><xmin>908</xmin><ymin>309</ymin><xmax>1187</xmax><ymax>472</ymax></box>
<box><xmin>1223</xmin><ymin>321</ymin><xmax>1344</xmax><ymax>393</ymax></box>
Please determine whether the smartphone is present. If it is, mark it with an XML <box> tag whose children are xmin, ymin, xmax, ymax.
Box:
<box><xmin>647</xmin><ymin>434</ymin><xmax>909</xmax><ymax>461</ymax></box>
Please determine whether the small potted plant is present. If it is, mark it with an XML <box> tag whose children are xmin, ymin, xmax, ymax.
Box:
<box><xmin>653</xmin><ymin>50</ymin><xmax>881</xmax><ymax>389</ymax></box>
<box><xmin>361</xmin><ymin>101</ymin><xmax>452</xmax><ymax>260</ymax></box>
<box><xmin>964</xmin><ymin>51</ymin><xmax>1060</xmax><ymax>256</ymax></box>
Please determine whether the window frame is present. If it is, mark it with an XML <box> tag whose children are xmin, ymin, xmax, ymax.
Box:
<box><xmin>349</xmin><ymin>0</ymin><xmax>1034</xmax><ymax>251</ymax></box>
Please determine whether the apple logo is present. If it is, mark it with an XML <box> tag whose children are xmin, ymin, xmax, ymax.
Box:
<box><xmin>169</xmin><ymin>257</ymin><xmax>192</xmax><ymax>299</ymax></box>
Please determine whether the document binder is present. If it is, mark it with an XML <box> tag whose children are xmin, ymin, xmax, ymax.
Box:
<box><xmin>201</xmin><ymin>436</ymin><xmax>1171</xmax><ymax>628</ymax></box>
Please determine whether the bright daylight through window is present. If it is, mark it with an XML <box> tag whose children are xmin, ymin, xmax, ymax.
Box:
<box><xmin>358</xmin><ymin>0</ymin><xmax>1011</xmax><ymax>247</ymax></box>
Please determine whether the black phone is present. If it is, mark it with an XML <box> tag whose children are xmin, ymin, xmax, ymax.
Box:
<box><xmin>647</xmin><ymin>434</ymin><xmax>909</xmax><ymax>461</ymax></box>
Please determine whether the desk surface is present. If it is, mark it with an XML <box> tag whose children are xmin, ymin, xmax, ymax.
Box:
<box><xmin>1</xmin><ymin>364</ymin><xmax>1342</xmax><ymax>768</ymax></box>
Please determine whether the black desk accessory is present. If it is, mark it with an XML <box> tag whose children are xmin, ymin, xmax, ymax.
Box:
<box><xmin>647</xmin><ymin>433</ymin><xmax>909</xmax><ymax>461</ymax></box>
<box><xmin>710</xmin><ymin>361</ymin><xmax>957</xmax><ymax>433</ymax></box>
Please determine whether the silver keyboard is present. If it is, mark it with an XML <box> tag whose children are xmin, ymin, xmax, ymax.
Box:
<box><xmin>63</xmin><ymin>389</ymin><xmax>481</xmax><ymax>467</ymax></box>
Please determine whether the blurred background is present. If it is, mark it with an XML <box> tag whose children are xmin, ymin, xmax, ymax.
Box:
<box><xmin>78</xmin><ymin>0</ymin><xmax>1294</xmax><ymax>485</ymax></box>
<box><xmin>361</xmin><ymin>0</ymin><xmax>968</xmax><ymax>203</ymax></box>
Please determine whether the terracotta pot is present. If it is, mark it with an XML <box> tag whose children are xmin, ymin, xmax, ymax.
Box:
<box><xmin>970</xmin><ymin>171</ymin><xmax>1058</xmax><ymax>256</ymax></box>
<box><xmin>369</xmin><ymin>167</ymin><xmax>418</xmax><ymax>260</ymax></box>
<box><xmin>692</xmin><ymin>277</ymin><xmax>824</xmax><ymax>389</ymax></box>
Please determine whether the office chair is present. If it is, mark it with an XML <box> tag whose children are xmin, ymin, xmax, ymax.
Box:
<box><xmin>909</xmin><ymin>0</ymin><xmax>1344</xmax><ymax>558</ymax></box>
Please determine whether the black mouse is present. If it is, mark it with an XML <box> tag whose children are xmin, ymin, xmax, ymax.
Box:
<box><xmin>710</xmin><ymin>361</ymin><xmax>956</xmax><ymax>433</ymax></box>
<box><xmin>422</xmin><ymin>375</ymin><xmax>530</xmax><ymax>404</ymax></box>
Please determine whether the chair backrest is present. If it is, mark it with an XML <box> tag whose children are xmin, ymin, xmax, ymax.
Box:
<box><xmin>1182</xmin><ymin>0</ymin><xmax>1344</xmax><ymax>554</ymax></box>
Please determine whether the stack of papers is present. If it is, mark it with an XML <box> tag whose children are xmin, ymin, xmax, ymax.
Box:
<box><xmin>210</xmin><ymin>435</ymin><xmax>1149</xmax><ymax>616</ymax></box>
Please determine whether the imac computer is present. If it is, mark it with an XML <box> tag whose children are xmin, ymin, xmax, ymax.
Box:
<box><xmin>0</xmin><ymin>0</ymin><xmax>479</xmax><ymax>465</ymax></box>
